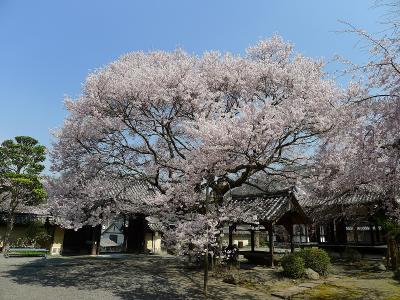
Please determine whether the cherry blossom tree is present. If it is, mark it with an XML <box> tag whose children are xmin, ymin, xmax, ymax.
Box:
<box><xmin>303</xmin><ymin>15</ymin><xmax>400</xmax><ymax>268</ymax></box>
<box><xmin>310</xmin><ymin>21</ymin><xmax>400</xmax><ymax>208</ymax></box>
<box><xmin>51</xmin><ymin>37</ymin><xmax>345</xmax><ymax>260</ymax></box>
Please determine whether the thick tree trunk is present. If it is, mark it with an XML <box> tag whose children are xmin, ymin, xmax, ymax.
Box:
<box><xmin>204</xmin><ymin>248</ymin><xmax>209</xmax><ymax>295</ymax></box>
<box><xmin>203</xmin><ymin>184</ymin><xmax>210</xmax><ymax>296</ymax></box>
<box><xmin>2</xmin><ymin>210</ymin><xmax>15</xmax><ymax>252</ymax></box>
<box><xmin>228</xmin><ymin>225</ymin><xmax>234</xmax><ymax>247</ymax></box>
<box><xmin>254</xmin><ymin>231</ymin><xmax>260</xmax><ymax>248</ymax></box>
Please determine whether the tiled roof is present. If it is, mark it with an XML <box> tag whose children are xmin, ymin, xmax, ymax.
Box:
<box><xmin>0</xmin><ymin>178</ymin><xmax>156</xmax><ymax>226</ymax></box>
<box><xmin>0</xmin><ymin>197</ymin><xmax>51</xmax><ymax>224</ymax></box>
<box><xmin>145</xmin><ymin>216</ymin><xmax>164</xmax><ymax>232</ymax></box>
<box><xmin>98</xmin><ymin>178</ymin><xmax>156</xmax><ymax>214</ymax></box>
<box><xmin>329</xmin><ymin>193</ymin><xmax>382</xmax><ymax>206</ymax></box>
<box><xmin>0</xmin><ymin>194</ymin><xmax>50</xmax><ymax>215</ymax></box>
<box><xmin>304</xmin><ymin>192</ymin><xmax>384</xmax><ymax>222</ymax></box>
<box><xmin>0</xmin><ymin>212</ymin><xmax>49</xmax><ymax>225</ymax></box>
<box><xmin>107</xmin><ymin>179</ymin><xmax>154</xmax><ymax>200</ymax></box>
<box><xmin>225</xmin><ymin>189</ymin><xmax>304</xmax><ymax>223</ymax></box>
<box><xmin>301</xmin><ymin>192</ymin><xmax>382</xmax><ymax>208</ymax></box>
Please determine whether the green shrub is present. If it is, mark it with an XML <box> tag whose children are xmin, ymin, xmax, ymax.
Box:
<box><xmin>15</xmin><ymin>222</ymin><xmax>52</xmax><ymax>248</ymax></box>
<box><xmin>281</xmin><ymin>253</ymin><xmax>305</xmax><ymax>278</ymax></box>
<box><xmin>10</xmin><ymin>237</ymin><xmax>31</xmax><ymax>247</ymax></box>
<box><xmin>299</xmin><ymin>248</ymin><xmax>331</xmax><ymax>275</ymax></box>
<box><xmin>342</xmin><ymin>248</ymin><xmax>362</xmax><ymax>262</ymax></box>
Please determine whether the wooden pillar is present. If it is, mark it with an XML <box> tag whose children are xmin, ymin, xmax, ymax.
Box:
<box><xmin>91</xmin><ymin>225</ymin><xmax>101</xmax><ymax>256</ymax></box>
<box><xmin>122</xmin><ymin>215</ymin><xmax>128</xmax><ymax>252</ymax></box>
<box><xmin>268</xmin><ymin>223</ymin><xmax>274</xmax><ymax>267</ymax></box>
<box><xmin>305</xmin><ymin>225</ymin><xmax>309</xmax><ymax>243</ymax></box>
<box><xmin>336</xmin><ymin>219</ymin><xmax>347</xmax><ymax>244</ymax></box>
<box><xmin>228</xmin><ymin>225</ymin><xmax>234</xmax><ymax>247</ymax></box>
<box><xmin>299</xmin><ymin>225</ymin><xmax>303</xmax><ymax>244</ymax></box>
<box><xmin>375</xmin><ymin>223</ymin><xmax>381</xmax><ymax>243</ymax></box>
<box><xmin>97</xmin><ymin>225</ymin><xmax>101</xmax><ymax>255</ymax></box>
<box><xmin>250</xmin><ymin>230</ymin><xmax>255</xmax><ymax>252</ymax></box>
<box><xmin>354</xmin><ymin>225</ymin><xmax>359</xmax><ymax>245</ymax></box>
<box><xmin>151</xmin><ymin>232</ymin><xmax>155</xmax><ymax>253</ymax></box>
<box><xmin>289</xmin><ymin>225</ymin><xmax>294</xmax><ymax>253</ymax></box>
<box><xmin>369</xmin><ymin>224</ymin><xmax>375</xmax><ymax>246</ymax></box>
<box><xmin>316</xmin><ymin>224</ymin><xmax>321</xmax><ymax>243</ymax></box>
<box><xmin>328</xmin><ymin>221</ymin><xmax>336</xmax><ymax>243</ymax></box>
<box><xmin>91</xmin><ymin>228</ymin><xmax>97</xmax><ymax>256</ymax></box>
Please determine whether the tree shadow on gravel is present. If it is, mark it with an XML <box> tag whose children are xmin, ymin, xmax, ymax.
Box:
<box><xmin>4</xmin><ymin>255</ymin><xmax>267</xmax><ymax>300</ymax></box>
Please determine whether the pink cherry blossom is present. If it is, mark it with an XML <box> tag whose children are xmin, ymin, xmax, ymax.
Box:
<box><xmin>50</xmin><ymin>36</ymin><xmax>347</xmax><ymax>251</ymax></box>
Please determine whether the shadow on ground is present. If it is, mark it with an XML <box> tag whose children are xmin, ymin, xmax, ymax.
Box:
<box><xmin>4</xmin><ymin>255</ymin><xmax>268</xmax><ymax>300</ymax></box>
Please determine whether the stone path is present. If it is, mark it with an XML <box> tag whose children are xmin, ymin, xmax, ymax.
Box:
<box><xmin>0</xmin><ymin>255</ymin><xmax>277</xmax><ymax>300</ymax></box>
<box><xmin>271</xmin><ymin>281</ymin><xmax>322</xmax><ymax>299</ymax></box>
<box><xmin>271</xmin><ymin>276</ymin><xmax>341</xmax><ymax>299</ymax></box>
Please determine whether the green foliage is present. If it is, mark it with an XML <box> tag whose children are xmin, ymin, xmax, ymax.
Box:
<box><xmin>0</xmin><ymin>136</ymin><xmax>47</xmax><ymax>206</ymax></box>
<box><xmin>281</xmin><ymin>249</ymin><xmax>330</xmax><ymax>278</ymax></box>
<box><xmin>8</xmin><ymin>222</ymin><xmax>52</xmax><ymax>248</ymax></box>
<box><xmin>25</xmin><ymin>222</ymin><xmax>52</xmax><ymax>248</ymax></box>
<box><xmin>2</xmin><ymin>173</ymin><xmax>46</xmax><ymax>204</ymax></box>
<box><xmin>380</xmin><ymin>219</ymin><xmax>400</xmax><ymax>242</ymax></box>
<box><xmin>342</xmin><ymin>248</ymin><xmax>362</xmax><ymax>262</ymax></box>
<box><xmin>0</xmin><ymin>136</ymin><xmax>47</xmax><ymax>249</ymax></box>
<box><xmin>281</xmin><ymin>253</ymin><xmax>305</xmax><ymax>278</ymax></box>
<box><xmin>0</xmin><ymin>136</ymin><xmax>46</xmax><ymax>175</ymax></box>
<box><xmin>8</xmin><ymin>249</ymin><xmax>47</xmax><ymax>255</ymax></box>
<box><xmin>10</xmin><ymin>237</ymin><xmax>31</xmax><ymax>248</ymax></box>
<box><xmin>299</xmin><ymin>248</ymin><xmax>331</xmax><ymax>275</ymax></box>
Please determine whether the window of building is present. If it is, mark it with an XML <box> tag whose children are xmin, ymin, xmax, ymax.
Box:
<box><xmin>109</xmin><ymin>234</ymin><xmax>118</xmax><ymax>243</ymax></box>
<box><xmin>319</xmin><ymin>225</ymin><xmax>326</xmax><ymax>243</ymax></box>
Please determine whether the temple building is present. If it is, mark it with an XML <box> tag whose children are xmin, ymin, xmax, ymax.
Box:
<box><xmin>304</xmin><ymin>191</ymin><xmax>390</xmax><ymax>254</ymax></box>
<box><xmin>224</xmin><ymin>186</ymin><xmax>310</xmax><ymax>265</ymax></box>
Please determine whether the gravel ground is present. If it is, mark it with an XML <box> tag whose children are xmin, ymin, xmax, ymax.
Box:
<box><xmin>0</xmin><ymin>254</ymin><xmax>273</xmax><ymax>300</ymax></box>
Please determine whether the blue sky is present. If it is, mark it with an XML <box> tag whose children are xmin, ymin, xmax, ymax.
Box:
<box><xmin>0</xmin><ymin>0</ymin><xmax>387</xmax><ymax>169</ymax></box>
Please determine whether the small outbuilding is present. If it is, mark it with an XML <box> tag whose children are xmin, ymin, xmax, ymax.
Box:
<box><xmin>225</xmin><ymin>187</ymin><xmax>310</xmax><ymax>266</ymax></box>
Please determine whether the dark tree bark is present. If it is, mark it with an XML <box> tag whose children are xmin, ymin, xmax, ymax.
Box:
<box><xmin>2</xmin><ymin>210</ymin><xmax>15</xmax><ymax>252</ymax></box>
<box><xmin>203</xmin><ymin>185</ymin><xmax>210</xmax><ymax>296</ymax></box>
<box><xmin>2</xmin><ymin>198</ymin><xmax>17</xmax><ymax>253</ymax></box>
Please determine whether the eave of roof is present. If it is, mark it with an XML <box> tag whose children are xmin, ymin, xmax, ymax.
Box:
<box><xmin>226</xmin><ymin>189</ymin><xmax>309</xmax><ymax>224</ymax></box>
